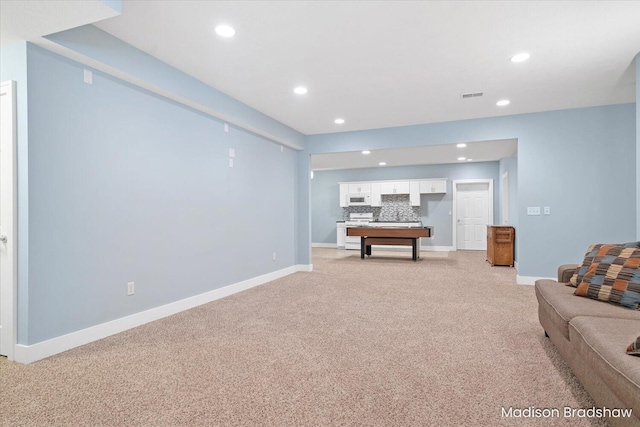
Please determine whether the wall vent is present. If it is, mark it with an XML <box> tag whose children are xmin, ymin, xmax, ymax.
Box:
<box><xmin>462</xmin><ymin>92</ymin><xmax>483</xmax><ymax>98</ymax></box>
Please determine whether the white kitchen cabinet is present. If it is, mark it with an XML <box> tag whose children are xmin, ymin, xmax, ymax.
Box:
<box><xmin>410</xmin><ymin>181</ymin><xmax>420</xmax><ymax>206</ymax></box>
<box><xmin>419</xmin><ymin>179</ymin><xmax>447</xmax><ymax>194</ymax></box>
<box><xmin>339</xmin><ymin>183</ymin><xmax>349</xmax><ymax>207</ymax></box>
<box><xmin>380</xmin><ymin>181</ymin><xmax>410</xmax><ymax>195</ymax></box>
<box><xmin>336</xmin><ymin>222</ymin><xmax>346</xmax><ymax>249</ymax></box>
<box><xmin>348</xmin><ymin>183</ymin><xmax>371</xmax><ymax>194</ymax></box>
<box><xmin>371</xmin><ymin>182</ymin><xmax>382</xmax><ymax>207</ymax></box>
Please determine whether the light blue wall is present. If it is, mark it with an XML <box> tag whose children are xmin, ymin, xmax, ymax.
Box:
<box><xmin>637</xmin><ymin>53</ymin><xmax>640</xmax><ymax>240</ymax></box>
<box><xmin>0</xmin><ymin>42</ymin><xmax>30</xmax><ymax>342</ymax></box>
<box><xmin>15</xmin><ymin>44</ymin><xmax>300</xmax><ymax>345</ymax></box>
<box><xmin>311</xmin><ymin>162</ymin><xmax>500</xmax><ymax>248</ymax></box>
<box><xmin>45</xmin><ymin>25</ymin><xmax>305</xmax><ymax>150</ymax></box>
<box><xmin>99</xmin><ymin>0</ymin><xmax>122</xmax><ymax>14</ymax></box>
<box><xmin>302</xmin><ymin>104</ymin><xmax>636</xmax><ymax>277</ymax></box>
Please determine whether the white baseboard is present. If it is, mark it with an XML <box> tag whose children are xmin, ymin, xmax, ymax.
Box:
<box><xmin>14</xmin><ymin>264</ymin><xmax>310</xmax><ymax>364</ymax></box>
<box><xmin>514</xmin><ymin>261</ymin><xmax>519</xmax><ymax>271</ymax></box>
<box><xmin>312</xmin><ymin>243</ymin><xmax>336</xmax><ymax>248</ymax></box>
<box><xmin>516</xmin><ymin>275</ymin><xmax>555</xmax><ymax>286</ymax></box>
<box><xmin>421</xmin><ymin>246</ymin><xmax>454</xmax><ymax>252</ymax></box>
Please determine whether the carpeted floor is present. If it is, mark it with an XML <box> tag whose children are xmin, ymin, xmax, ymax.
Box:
<box><xmin>0</xmin><ymin>249</ymin><xmax>608</xmax><ymax>426</ymax></box>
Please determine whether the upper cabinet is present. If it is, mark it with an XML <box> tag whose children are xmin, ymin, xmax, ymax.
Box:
<box><xmin>371</xmin><ymin>182</ymin><xmax>382</xmax><ymax>207</ymax></box>
<box><xmin>419</xmin><ymin>179</ymin><xmax>447</xmax><ymax>194</ymax></box>
<box><xmin>339</xmin><ymin>183</ymin><xmax>349</xmax><ymax>207</ymax></box>
<box><xmin>410</xmin><ymin>181</ymin><xmax>420</xmax><ymax>206</ymax></box>
<box><xmin>339</xmin><ymin>179</ymin><xmax>446</xmax><ymax>208</ymax></box>
<box><xmin>348</xmin><ymin>183</ymin><xmax>371</xmax><ymax>194</ymax></box>
<box><xmin>380</xmin><ymin>181</ymin><xmax>410</xmax><ymax>195</ymax></box>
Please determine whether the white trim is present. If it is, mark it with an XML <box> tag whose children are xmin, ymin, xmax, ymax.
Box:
<box><xmin>421</xmin><ymin>246</ymin><xmax>454</xmax><ymax>252</ymax></box>
<box><xmin>34</xmin><ymin>40</ymin><xmax>303</xmax><ymax>151</ymax></box>
<box><xmin>0</xmin><ymin>80</ymin><xmax>17</xmax><ymax>361</ymax></box>
<box><xmin>516</xmin><ymin>275</ymin><xmax>555</xmax><ymax>286</ymax></box>
<box><xmin>501</xmin><ymin>171</ymin><xmax>509</xmax><ymax>225</ymax></box>
<box><xmin>13</xmin><ymin>264</ymin><xmax>310</xmax><ymax>364</ymax></box>
<box><xmin>312</xmin><ymin>243</ymin><xmax>336</xmax><ymax>248</ymax></box>
<box><xmin>452</xmin><ymin>179</ymin><xmax>494</xmax><ymax>251</ymax></box>
<box><xmin>514</xmin><ymin>260</ymin><xmax>519</xmax><ymax>271</ymax></box>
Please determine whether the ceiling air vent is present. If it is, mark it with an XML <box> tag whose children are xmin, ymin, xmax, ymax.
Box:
<box><xmin>462</xmin><ymin>92</ymin><xmax>483</xmax><ymax>98</ymax></box>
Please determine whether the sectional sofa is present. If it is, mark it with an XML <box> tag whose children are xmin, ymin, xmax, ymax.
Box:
<box><xmin>535</xmin><ymin>263</ymin><xmax>640</xmax><ymax>427</ymax></box>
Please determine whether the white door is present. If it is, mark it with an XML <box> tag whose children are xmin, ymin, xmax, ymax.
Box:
<box><xmin>0</xmin><ymin>80</ymin><xmax>16</xmax><ymax>359</ymax></box>
<box><xmin>456</xmin><ymin>182</ymin><xmax>490</xmax><ymax>250</ymax></box>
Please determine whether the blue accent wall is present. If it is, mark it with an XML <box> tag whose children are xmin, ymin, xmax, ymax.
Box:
<box><xmin>303</xmin><ymin>104</ymin><xmax>636</xmax><ymax>277</ymax></box>
<box><xmin>311</xmin><ymin>162</ymin><xmax>500</xmax><ymax>248</ymax></box>
<box><xmin>12</xmin><ymin>44</ymin><xmax>300</xmax><ymax>345</ymax></box>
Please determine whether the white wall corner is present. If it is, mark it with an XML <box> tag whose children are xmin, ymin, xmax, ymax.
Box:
<box><xmin>297</xmin><ymin>264</ymin><xmax>313</xmax><ymax>272</ymax></box>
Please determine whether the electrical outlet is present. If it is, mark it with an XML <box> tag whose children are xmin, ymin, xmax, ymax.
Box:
<box><xmin>229</xmin><ymin>158</ymin><xmax>234</xmax><ymax>168</ymax></box>
<box><xmin>273</xmin><ymin>252</ymin><xmax>276</xmax><ymax>261</ymax></box>
<box><xmin>127</xmin><ymin>281</ymin><xmax>135</xmax><ymax>296</ymax></box>
<box><xmin>544</xmin><ymin>206</ymin><xmax>551</xmax><ymax>215</ymax></box>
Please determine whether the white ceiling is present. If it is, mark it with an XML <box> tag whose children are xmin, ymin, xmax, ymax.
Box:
<box><xmin>92</xmin><ymin>1</ymin><xmax>640</xmax><ymax>135</ymax></box>
<box><xmin>1</xmin><ymin>1</ymin><xmax>638</xmax><ymax>169</ymax></box>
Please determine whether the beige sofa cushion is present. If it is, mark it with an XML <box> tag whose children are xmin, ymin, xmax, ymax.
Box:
<box><xmin>569</xmin><ymin>317</ymin><xmax>640</xmax><ymax>418</ymax></box>
<box><xmin>536</xmin><ymin>280</ymin><xmax>640</xmax><ymax>340</ymax></box>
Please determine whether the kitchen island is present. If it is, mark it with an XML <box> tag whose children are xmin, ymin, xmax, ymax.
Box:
<box><xmin>346</xmin><ymin>226</ymin><xmax>433</xmax><ymax>261</ymax></box>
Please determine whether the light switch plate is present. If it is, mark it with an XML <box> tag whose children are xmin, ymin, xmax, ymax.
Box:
<box><xmin>527</xmin><ymin>206</ymin><xmax>541</xmax><ymax>216</ymax></box>
<box><xmin>83</xmin><ymin>69</ymin><xmax>93</xmax><ymax>85</ymax></box>
<box><xmin>229</xmin><ymin>158</ymin><xmax>234</xmax><ymax>168</ymax></box>
<box><xmin>224</xmin><ymin>123</ymin><xmax>229</xmax><ymax>133</ymax></box>
<box><xmin>229</xmin><ymin>148</ymin><xmax>235</xmax><ymax>158</ymax></box>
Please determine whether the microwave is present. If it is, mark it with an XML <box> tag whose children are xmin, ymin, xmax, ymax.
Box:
<box><xmin>347</xmin><ymin>193</ymin><xmax>371</xmax><ymax>206</ymax></box>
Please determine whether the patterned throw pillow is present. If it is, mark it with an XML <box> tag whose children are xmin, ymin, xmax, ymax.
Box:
<box><xmin>574</xmin><ymin>245</ymin><xmax>640</xmax><ymax>310</ymax></box>
<box><xmin>628</xmin><ymin>336</ymin><xmax>640</xmax><ymax>356</ymax></box>
<box><xmin>566</xmin><ymin>242</ymin><xmax>640</xmax><ymax>287</ymax></box>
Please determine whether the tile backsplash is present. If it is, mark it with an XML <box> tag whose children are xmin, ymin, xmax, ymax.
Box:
<box><xmin>342</xmin><ymin>194</ymin><xmax>421</xmax><ymax>222</ymax></box>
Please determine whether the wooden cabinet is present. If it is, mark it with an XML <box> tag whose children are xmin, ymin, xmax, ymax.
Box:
<box><xmin>486</xmin><ymin>225</ymin><xmax>515</xmax><ymax>267</ymax></box>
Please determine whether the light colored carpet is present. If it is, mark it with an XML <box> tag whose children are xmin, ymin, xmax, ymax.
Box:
<box><xmin>0</xmin><ymin>249</ymin><xmax>608</xmax><ymax>426</ymax></box>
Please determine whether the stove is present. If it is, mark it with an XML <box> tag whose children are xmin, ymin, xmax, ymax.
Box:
<box><xmin>345</xmin><ymin>213</ymin><xmax>373</xmax><ymax>249</ymax></box>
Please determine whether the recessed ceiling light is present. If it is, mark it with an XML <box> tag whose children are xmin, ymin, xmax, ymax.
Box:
<box><xmin>510</xmin><ymin>52</ymin><xmax>530</xmax><ymax>63</ymax></box>
<box><xmin>496</xmin><ymin>99</ymin><xmax>510</xmax><ymax>107</ymax></box>
<box><xmin>458</xmin><ymin>157</ymin><xmax>466</xmax><ymax>161</ymax></box>
<box><xmin>379</xmin><ymin>162</ymin><xmax>386</xmax><ymax>166</ymax></box>
<box><xmin>362</xmin><ymin>150</ymin><xmax>371</xmax><ymax>155</ymax></box>
<box><xmin>334</xmin><ymin>118</ymin><xmax>345</xmax><ymax>124</ymax></box>
<box><xmin>456</xmin><ymin>143</ymin><xmax>467</xmax><ymax>148</ymax></box>
<box><xmin>214</xmin><ymin>24</ymin><xmax>236</xmax><ymax>38</ymax></box>
<box><xmin>467</xmin><ymin>159</ymin><xmax>473</xmax><ymax>161</ymax></box>
<box><xmin>294</xmin><ymin>86</ymin><xmax>308</xmax><ymax>95</ymax></box>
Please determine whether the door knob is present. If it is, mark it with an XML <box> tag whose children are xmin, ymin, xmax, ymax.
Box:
<box><xmin>0</xmin><ymin>235</ymin><xmax>7</xmax><ymax>243</ymax></box>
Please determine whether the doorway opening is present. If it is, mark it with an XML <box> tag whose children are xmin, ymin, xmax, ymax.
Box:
<box><xmin>0</xmin><ymin>80</ymin><xmax>17</xmax><ymax>360</ymax></box>
<box><xmin>452</xmin><ymin>180</ymin><xmax>493</xmax><ymax>251</ymax></box>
